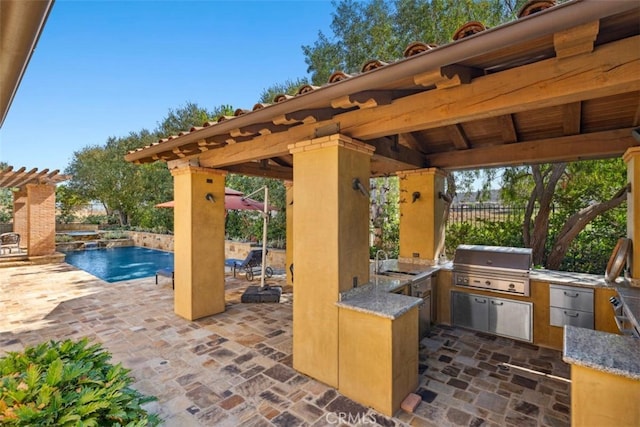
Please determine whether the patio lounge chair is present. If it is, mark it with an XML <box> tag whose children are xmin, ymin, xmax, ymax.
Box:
<box><xmin>225</xmin><ymin>249</ymin><xmax>273</xmax><ymax>281</ymax></box>
<box><xmin>0</xmin><ymin>232</ymin><xmax>20</xmax><ymax>254</ymax></box>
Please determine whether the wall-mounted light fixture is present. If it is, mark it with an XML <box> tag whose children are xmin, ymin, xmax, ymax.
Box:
<box><xmin>438</xmin><ymin>191</ymin><xmax>452</xmax><ymax>204</ymax></box>
<box><xmin>352</xmin><ymin>178</ymin><xmax>370</xmax><ymax>197</ymax></box>
<box><xmin>205</xmin><ymin>193</ymin><xmax>215</xmax><ymax>203</ymax></box>
<box><xmin>412</xmin><ymin>191</ymin><xmax>421</xmax><ymax>203</ymax></box>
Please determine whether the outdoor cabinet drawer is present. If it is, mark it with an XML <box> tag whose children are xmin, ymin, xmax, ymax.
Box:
<box><xmin>549</xmin><ymin>285</ymin><xmax>593</xmax><ymax>313</ymax></box>
<box><xmin>549</xmin><ymin>307</ymin><xmax>594</xmax><ymax>329</ymax></box>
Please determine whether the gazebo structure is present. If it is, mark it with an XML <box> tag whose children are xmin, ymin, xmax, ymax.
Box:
<box><xmin>126</xmin><ymin>0</ymin><xmax>639</xmax><ymax>419</ymax></box>
<box><xmin>0</xmin><ymin>166</ymin><xmax>68</xmax><ymax>261</ymax></box>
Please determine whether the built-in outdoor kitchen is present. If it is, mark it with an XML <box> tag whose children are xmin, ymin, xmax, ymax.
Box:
<box><xmin>335</xmin><ymin>241</ymin><xmax>639</xmax><ymax>422</ymax></box>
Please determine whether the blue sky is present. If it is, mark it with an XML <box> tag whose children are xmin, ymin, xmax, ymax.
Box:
<box><xmin>0</xmin><ymin>0</ymin><xmax>334</xmax><ymax>172</ymax></box>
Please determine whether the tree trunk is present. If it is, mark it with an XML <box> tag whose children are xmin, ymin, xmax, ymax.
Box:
<box><xmin>546</xmin><ymin>184</ymin><xmax>629</xmax><ymax>269</ymax></box>
<box><xmin>529</xmin><ymin>163</ymin><xmax>567</xmax><ymax>266</ymax></box>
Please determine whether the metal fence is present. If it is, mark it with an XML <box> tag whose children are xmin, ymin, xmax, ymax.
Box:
<box><xmin>447</xmin><ymin>204</ymin><xmax>539</xmax><ymax>226</ymax></box>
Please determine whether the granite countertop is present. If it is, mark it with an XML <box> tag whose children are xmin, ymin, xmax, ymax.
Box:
<box><xmin>563</xmin><ymin>326</ymin><xmax>640</xmax><ymax>380</ymax></box>
<box><xmin>530</xmin><ymin>269</ymin><xmax>612</xmax><ymax>288</ymax></box>
<box><xmin>336</xmin><ymin>260</ymin><xmax>440</xmax><ymax>319</ymax></box>
<box><xmin>336</xmin><ymin>290</ymin><xmax>422</xmax><ymax>320</ymax></box>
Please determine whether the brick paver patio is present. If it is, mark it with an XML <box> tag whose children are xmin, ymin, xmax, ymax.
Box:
<box><xmin>0</xmin><ymin>263</ymin><xmax>570</xmax><ymax>426</ymax></box>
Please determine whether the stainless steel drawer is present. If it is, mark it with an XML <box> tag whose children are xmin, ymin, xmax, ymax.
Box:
<box><xmin>549</xmin><ymin>285</ymin><xmax>593</xmax><ymax>312</ymax></box>
<box><xmin>550</xmin><ymin>307</ymin><xmax>594</xmax><ymax>328</ymax></box>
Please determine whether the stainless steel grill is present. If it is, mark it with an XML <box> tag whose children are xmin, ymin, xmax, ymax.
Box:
<box><xmin>453</xmin><ymin>245</ymin><xmax>532</xmax><ymax>296</ymax></box>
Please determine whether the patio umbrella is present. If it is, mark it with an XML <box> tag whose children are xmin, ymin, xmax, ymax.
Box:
<box><xmin>154</xmin><ymin>187</ymin><xmax>275</xmax><ymax>212</ymax></box>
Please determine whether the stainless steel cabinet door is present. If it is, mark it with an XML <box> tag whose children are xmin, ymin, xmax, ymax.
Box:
<box><xmin>452</xmin><ymin>291</ymin><xmax>489</xmax><ymax>331</ymax></box>
<box><xmin>489</xmin><ymin>297</ymin><xmax>532</xmax><ymax>342</ymax></box>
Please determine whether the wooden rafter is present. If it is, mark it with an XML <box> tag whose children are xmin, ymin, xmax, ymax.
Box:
<box><xmin>331</xmin><ymin>90</ymin><xmax>393</xmax><ymax>109</ymax></box>
<box><xmin>446</xmin><ymin>124</ymin><xmax>470</xmax><ymax>150</ymax></box>
<box><xmin>224</xmin><ymin>162</ymin><xmax>293</xmax><ymax>181</ymax></box>
<box><xmin>273</xmin><ymin>108</ymin><xmax>336</xmax><ymax>126</ymax></box>
<box><xmin>414</xmin><ymin>65</ymin><xmax>483</xmax><ymax>89</ymax></box>
<box><xmin>425</xmin><ymin>128</ymin><xmax>637</xmax><ymax>170</ymax></box>
<box><xmin>398</xmin><ymin>132</ymin><xmax>426</xmax><ymax>153</ymax></box>
<box><xmin>498</xmin><ymin>114</ymin><xmax>518</xmax><ymax>144</ymax></box>
<box><xmin>553</xmin><ymin>21</ymin><xmax>599</xmax><ymax>59</ymax></box>
<box><xmin>563</xmin><ymin>102</ymin><xmax>582</xmax><ymax>135</ymax></box>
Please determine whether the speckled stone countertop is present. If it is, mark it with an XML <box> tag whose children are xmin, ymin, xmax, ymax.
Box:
<box><xmin>336</xmin><ymin>290</ymin><xmax>422</xmax><ymax>320</ymax></box>
<box><xmin>563</xmin><ymin>326</ymin><xmax>640</xmax><ymax>380</ymax></box>
<box><xmin>336</xmin><ymin>260</ymin><xmax>439</xmax><ymax>319</ymax></box>
<box><xmin>530</xmin><ymin>269</ymin><xmax>610</xmax><ymax>288</ymax></box>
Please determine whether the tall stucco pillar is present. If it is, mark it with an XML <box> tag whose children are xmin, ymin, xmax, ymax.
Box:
<box><xmin>25</xmin><ymin>183</ymin><xmax>56</xmax><ymax>256</ymax></box>
<box><xmin>289</xmin><ymin>134</ymin><xmax>373</xmax><ymax>387</ymax></box>
<box><xmin>284</xmin><ymin>181</ymin><xmax>294</xmax><ymax>287</ymax></box>
<box><xmin>397</xmin><ymin>168</ymin><xmax>447</xmax><ymax>264</ymax></box>
<box><xmin>623</xmin><ymin>147</ymin><xmax>640</xmax><ymax>277</ymax></box>
<box><xmin>171</xmin><ymin>166</ymin><xmax>227</xmax><ymax>320</ymax></box>
<box><xmin>12</xmin><ymin>189</ymin><xmax>28</xmax><ymax>249</ymax></box>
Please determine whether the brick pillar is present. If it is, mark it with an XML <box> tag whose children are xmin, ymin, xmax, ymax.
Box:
<box><xmin>13</xmin><ymin>189</ymin><xmax>28</xmax><ymax>249</ymax></box>
<box><xmin>26</xmin><ymin>183</ymin><xmax>56</xmax><ymax>256</ymax></box>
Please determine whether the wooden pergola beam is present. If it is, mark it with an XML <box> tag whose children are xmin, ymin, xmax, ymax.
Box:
<box><xmin>338</xmin><ymin>35</ymin><xmax>640</xmax><ymax>140</ymax></box>
<box><xmin>223</xmin><ymin>162</ymin><xmax>293</xmax><ymax>181</ymax></box>
<box><xmin>425</xmin><ymin>128</ymin><xmax>637</xmax><ymax>170</ymax></box>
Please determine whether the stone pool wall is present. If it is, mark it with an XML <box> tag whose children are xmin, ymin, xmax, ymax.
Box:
<box><xmin>126</xmin><ymin>231</ymin><xmax>286</xmax><ymax>269</ymax></box>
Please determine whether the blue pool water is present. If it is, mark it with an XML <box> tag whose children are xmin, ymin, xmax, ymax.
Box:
<box><xmin>63</xmin><ymin>246</ymin><xmax>174</xmax><ymax>283</ymax></box>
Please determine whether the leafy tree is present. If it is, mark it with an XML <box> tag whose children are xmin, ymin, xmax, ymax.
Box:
<box><xmin>259</xmin><ymin>77</ymin><xmax>310</xmax><ymax>104</ymax></box>
<box><xmin>0</xmin><ymin>163</ymin><xmax>12</xmax><ymax>223</ymax></box>
<box><xmin>499</xmin><ymin>159</ymin><xmax>627</xmax><ymax>269</ymax></box>
<box><xmin>303</xmin><ymin>0</ymin><xmax>531</xmax><ymax>84</ymax></box>
<box><xmin>55</xmin><ymin>185</ymin><xmax>89</xmax><ymax>224</ymax></box>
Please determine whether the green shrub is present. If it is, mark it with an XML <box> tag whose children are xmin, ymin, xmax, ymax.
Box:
<box><xmin>0</xmin><ymin>338</ymin><xmax>159</xmax><ymax>426</ymax></box>
<box><xmin>101</xmin><ymin>230</ymin><xmax>130</xmax><ymax>240</ymax></box>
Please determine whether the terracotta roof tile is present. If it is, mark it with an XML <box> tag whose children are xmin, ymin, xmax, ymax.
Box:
<box><xmin>274</xmin><ymin>93</ymin><xmax>294</xmax><ymax>103</ymax></box>
<box><xmin>361</xmin><ymin>60</ymin><xmax>388</xmax><ymax>72</ymax></box>
<box><xmin>328</xmin><ymin>71</ymin><xmax>353</xmax><ymax>83</ymax></box>
<box><xmin>296</xmin><ymin>84</ymin><xmax>320</xmax><ymax>95</ymax></box>
<box><xmin>453</xmin><ymin>21</ymin><xmax>487</xmax><ymax>41</ymax></box>
<box><xmin>518</xmin><ymin>0</ymin><xmax>556</xmax><ymax>18</ymax></box>
<box><xmin>403</xmin><ymin>42</ymin><xmax>437</xmax><ymax>57</ymax></box>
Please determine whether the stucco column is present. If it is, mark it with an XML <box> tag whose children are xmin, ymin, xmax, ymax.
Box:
<box><xmin>25</xmin><ymin>183</ymin><xmax>56</xmax><ymax>256</ymax></box>
<box><xmin>12</xmin><ymin>188</ymin><xmax>28</xmax><ymax>249</ymax></box>
<box><xmin>289</xmin><ymin>134</ymin><xmax>373</xmax><ymax>387</ymax></box>
<box><xmin>397</xmin><ymin>168</ymin><xmax>447</xmax><ymax>264</ymax></box>
<box><xmin>284</xmin><ymin>180</ymin><xmax>294</xmax><ymax>287</ymax></box>
<box><xmin>170</xmin><ymin>165</ymin><xmax>227</xmax><ymax>320</ymax></box>
<box><xmin>623</xmin><ymin>147</ymin><xmax>640</xmax><ymax>277</ymax></box>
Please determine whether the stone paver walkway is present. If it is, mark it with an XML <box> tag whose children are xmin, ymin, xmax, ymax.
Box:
<box><xmin>1</xmin><ymin>263</ymin><xmax>570</xmax><ymax>426</ymax></box>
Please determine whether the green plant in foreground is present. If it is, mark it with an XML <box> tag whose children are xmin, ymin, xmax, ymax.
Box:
<box><xmin>0</xmin><ymin>338</ymin><xmax>159</xmax><ymax>426</ymax></box>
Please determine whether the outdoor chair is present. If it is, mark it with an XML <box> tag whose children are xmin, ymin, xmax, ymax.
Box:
<box><xmin>155</xmin><ymin>267</ymin><xmax>174</xmax><ymax>289</ymax></box>
<box><xmin>0</xmin><ymin>232</ymin><xmax>20</xmax><ymax>254</ymax></box>
<box><xmin>225</xmin><ymin>249</ymin><xmax>274</xmax><ymax>281</ymax></box>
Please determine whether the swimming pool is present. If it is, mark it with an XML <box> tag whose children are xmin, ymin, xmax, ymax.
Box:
<box><xmin>63</xmin><ymin>246</ymin><xmax>173</xmax><ymax>283</ymax></box>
